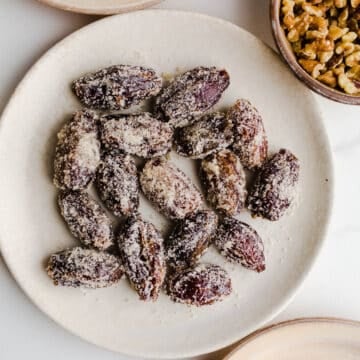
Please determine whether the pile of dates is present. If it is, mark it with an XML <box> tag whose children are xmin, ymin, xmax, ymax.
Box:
<box><xmin>47</xmin><ymin>64</ymin><xmax>300</xmax><ymax>306</ymax></box>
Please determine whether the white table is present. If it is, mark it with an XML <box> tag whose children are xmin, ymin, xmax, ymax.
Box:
<box><xmin>1</xmin><ymin>0</ymin><xmax>359</xmax><ymax>359</ymax></box>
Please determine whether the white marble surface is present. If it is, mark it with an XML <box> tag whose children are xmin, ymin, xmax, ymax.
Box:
<box><xmin>0</xmin><ymin>0</ymin><xmax>359</xmax><ymax>359</ymax></box>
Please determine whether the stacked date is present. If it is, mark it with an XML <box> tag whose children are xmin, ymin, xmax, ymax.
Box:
<box><xmin>46</xmin><ymin>64</ymin><xmax>300</xmax><ymax>307</ymax></box>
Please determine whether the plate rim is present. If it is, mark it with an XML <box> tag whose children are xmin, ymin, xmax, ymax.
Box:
<box><xmin>37</xmin><ymin>0</ymin><xmax>163</xmax><ymax>15</ymax></box>
<box><xmin>0</xmin><ymin>9</ymin><xmax>335</xmax><ymax>359</ymax></box>
<box><xmin>223</xmin><ymin>317</ymin><xmax>360</xmax><ymax>359</ymax></box>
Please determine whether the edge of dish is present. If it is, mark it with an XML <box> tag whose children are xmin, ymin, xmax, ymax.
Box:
<box><xmin>223</xmin><ymin>317</ymin><xmax>360</xmax><ymax>359</ymax></box>
<box><xmin>36</xmin><ymin>0</ymin><xmax>163</xmax><ymax>15</ymax></box>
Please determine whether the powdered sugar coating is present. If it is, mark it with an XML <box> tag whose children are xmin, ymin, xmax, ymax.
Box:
<box><xmin>100</xmin><ymin>113</ymin><xmax>173</xmax><ymax>158</ymax></box>
<box><xmin>118</xmin><ymin>216</ymin><xmax>166</xmax><ymax>301</ymax></box>
<box><xmin>174</xmin><ymin>112</ymin><xmax>234</xmax><ymax>159</ymax></box>
<box><xmin>155</xmin><ymin>66</ymin><xmax>230</xmax><ymax>128</ymax></box>
<box><xmin>46</xmin><ymin>247</ymin><xmax>123</xmax><ymax>288</ymax></box>
<box><xmin>201</xmin><ymin>149</ymin><xmax>247</xmax><ymax>216</ymax></box>
<box><xmin>167</xmin><ymin>263</ymin><xmax>232</xmax><ymax>306</ymax></box>
<box><xmin>96</xmin><ymin>151</ymin><xmax>139</xmax><ymax>217</ymax></box>
<box><xmin>140</xmin><ymin>157</ymin><xmax>203</xmax><ymax>220</ymax></box>
<box><xmin>54</xmin><ymin>110</ymin><xmax>100</xmax><ymax>191</ymax></box>
<box><xmin>214</xmin><ymin>217</ymin><xmax>265</xmax><ymax>273</ymax></box>
<box><xmin>247</xmin><ymin>149</ymin><xmax>300</xmax><ymax>221</ymax></box>
<box><xmin>166</xmin><ymin>210</ymin><xmax>218</xmax><ymax>270</ymax></box>
<box><xmin>72</xmin><ymin>65</ymin><xmax>162</xmax><ymax>110</ymax></box>
<box><xmin>228</xmin><ymin>99</ymin><xmax>268</xmax><ymax>169</ymax></box>
<box><xmin>58</xmin><ymin>190</ymin><xmax>114</xmax><ymax>251</ymax></box>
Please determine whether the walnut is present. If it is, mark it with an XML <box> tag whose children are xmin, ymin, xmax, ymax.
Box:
<box><xmin>338</xmin><ymin>72</ymin><xmax>360</xmax><ymax>93</ymax></box>
<box><xmin>287</xmin><ymin>13</ymin><xmax>312</xmax><ymax>42</ymax></box>
<box><xmin>328</xmin><ymin>24</ymin><xmax>349</xmax><ymax>40</ymax></box>
<box><xmin>334</xmin><ymin>0</ymin><xmax>347</xmax><ymax>8</ymax></box>
<box><xmin>347</xmin><ymin>64</ymin><xmax>360</xmax><ymax>79</ymax></box>
<box><xmin>319</xmin><ymin>50</ymin><xmax>334</xmax><ymax>62</ymax></box>
<box><xmin>281</xmin><ymin>0</ymin><xmax>360</xmax><ymax>95</ymax></box>
<box><xmin>338</xmin><ymin>7</ymin><xmax>349</xmax><ymax>27</ymax></box>
<box><xmin>299</xmin><ymin>58</ymin><xmax>320</xmax><ymax>73</ymax></box>
<box><xmin>300</xmin><ymin>43</ymin><xmax>318</xmax><ymax>59</ymax></box>
<box><xmin>318</xmin><ymin>70</ymin><xmax>338</xmax><ymax>87</ymax></box>
<box><xmin>342</xmin><ymin>31</ymin><xmax>358</xmax><ymax>42</ymax></box>
<box><xmin>282</xmin><ymin>0</ymin><xmax>296</xmax><ymax>29</ymax></box>
<box><xmin>282</xmin><ymin>0</ymin><xmax>297</xmax><ymax>28</ymax></box>
<box><xmin>345</xmin><ymin>51</ymin><xmax>360</xmax><ymax>66</ymax></box>
<box><xmin>333</xmin><ymin>63</ymin><xmax>346</xmax><ymax>75</ymax></box>
<box><xmin>338</xmin><ymin>64</ymin><xmax>360</xmax><ymax>93</ymax></box>
<box><xmin>302</xmin><ymin>2</ymin><xmax>325</xmax><ymax>16</ymax></box>
<box><xmin>316</xmin><ymin>38</ymin><xmax>335</xmax><ymax>51</ymax></box>
<box><xmin>312</xmin><ymin>63</ymin><xmax>326</xmax><ymax>77</ymax></box>
<box><xmin>336</xmin><ymin>42</ymin><xmax>355</xmax><ymax>55</ymax></box>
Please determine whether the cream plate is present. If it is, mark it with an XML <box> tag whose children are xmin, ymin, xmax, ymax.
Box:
<box><xmin>0</xmin><ymin>10</ymin><xmax>333</xmax><ymax>359</ymax></box>
<box><xmin>37</xmin><ymin>0</ymin><xmax>163</xmax><ymax>15</ymax></box>
<box><xmin>224</xmin><ymin>318</ymin><xmax>360</xmax><ymax>360</ymax></box>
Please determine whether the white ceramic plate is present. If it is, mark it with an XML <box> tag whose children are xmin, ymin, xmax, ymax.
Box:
<box><xmin>224</xmin><ymin>318</ymin><xmax>360</xmax><ymax>360</ymax></box>
<box><xmin>0</xmin><ymin>10</ymin><xmax>333</xmax><ymax>359</ymax></box>
<box><xmin>37</xmin><ymin>0</ymin><xmax>163</xmax><ymax>15</ymax></box>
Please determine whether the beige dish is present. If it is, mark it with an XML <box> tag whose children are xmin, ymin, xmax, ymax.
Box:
<box><xmin>0</xmin><ymin>10</ymin><xmax>333</xmax><ymax>358</ymax></box>
<box><xmin>37</xmin><ymin>0</ymin><xmax>163</xmax><ymax>15</ymax></box>
<box><xmin>224</xmin><ymin>318</ymin><xmax>360</xmax><ymax>359</ymax></box>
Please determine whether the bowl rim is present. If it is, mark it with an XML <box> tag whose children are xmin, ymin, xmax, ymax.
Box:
<box><xmin>37</xmin><ymin>0</ymin><xmax>164</xmax><ymax>15</ymax></box>
<box><xmin>223</xmin><ymin>317</ymin><xmax>360</xmax><ymax>359</ymax></box>
<box><xmin>270</xmin><ymin>0</ymin><xmax>360</xmax><ymax>105</ymax></box>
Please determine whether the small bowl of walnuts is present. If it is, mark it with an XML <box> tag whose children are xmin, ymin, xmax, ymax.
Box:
<box><xmin>271</xmin><ymin>0</ymin><xmax>360</xmax><ymax>104</ymax></box>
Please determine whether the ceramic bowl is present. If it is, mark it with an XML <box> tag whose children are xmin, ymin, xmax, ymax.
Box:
<box><xmin>271</xmin><ymin>0</ymin><xmax>360</xmax><ymax>105</ymax></box>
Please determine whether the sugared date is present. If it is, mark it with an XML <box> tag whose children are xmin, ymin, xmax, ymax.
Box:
<box><xmin>47</xmin><ymin>247</ymin><xmax>123</xmax><ymax>288</ymax></box>
<box><xmin>54</xmin><ymin>110</ymin><xmax>100</xmax><ymax>191</ymax></box>
<box><xmin>174</xmin><ymin>112</ymin><xmax>234</xmax><ymax>159</ymax></box>
<box><xmin>228</xmin><ymin>99</ymin><xmax>268</xmax><ymax>169</ymax></box>
<box><xmin>118</xmin><ymin>216</ymin><xmax>166</xmax><ymax>301</ymax></box>
<box><xmin>58</xmin><ymin>190</ymin><xmax>114</xmax><ymax>251</ymax></box>
<box><xmin>214</xmin><ymin>217</ymin><xmax>265</xmax><ymax>273</ymax></box>
<box><xmin>166</xmin><ymin>210</ymin><xmax>218</xmax><ymax>270</ymax></box>
<box><xmin>247</xmin><ymin>149</ymin><xmax>300</xmax><ymax>221</ymax></box>
<box><xmin>72</xmin><ymin>65</ymin><xmax>162</xmax><ymax>110</ymax></box>
<box><xmin>96</xmin><ymin>151</ymin><xmax>139</xmax><ymax>217</ymax></box>
<box><xmin>155</xmin><ymin>66</ymin><xmax>230</xmax><ymax>128</ymax></box>
<box><xmin>140</xmin><ymin>157</ymin><xmax>203</xmax><ymax>220</ymax></box>
<box><xmin>167</xmin><ymin>263</ymin><xmax>232</xmax><ymax>306</ymax></box>
<box><xmin>100</xmin><ymin>113</ymin><xmax>173</xmax><ymax>158</ymax></box>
